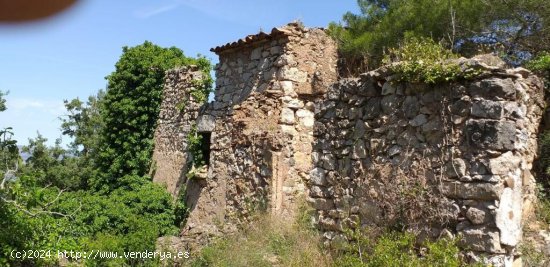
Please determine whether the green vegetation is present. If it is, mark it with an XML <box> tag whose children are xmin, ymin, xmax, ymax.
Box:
<box><xmin>334</xmin><ymin>228</ymin><xmax>465</xmax><ymax>267</ymax></box>
<box><xmin>330</xmin><ymin>0</ymin><xmax>550</xmax><ymax>72</ymax></box>
<box><xmin>95</xmin><ymin>41</ymin><xmax>211</xmax><ymax>191</ymax></box>
<box><xmin>521</xmin><ymin>241</ymin><xmax>550</xmax><ymax>267</ymax></box>
<box><xmin>0</xmin><ymin>42</ymin><xmax>212</xmax><ymax>266</ymax></box>
<box><xmin>382</xmin><ymin>36</ymin><xmax>472</xmax><ymax>84</ymax></box>
<box><xmin>526</xmin><ymin>52</ymin><xmax>550</xmax><ymax>73</ymax></box>
<box><xmin>187</xmin><ymin>213</ymin><xmax>332</xmax><ymax>267</ymax></box>
<box><xmin>189</xmin><ymin>68</ymin><xmax>214</xmax><ymax>104</ymax></box>
<box><xmin>186</xmin><ymin>210</ymin><xmax>467</xmax><ymax>267</ymax></box>
<box><xmin>3</xmin><ymin>1</ymin><xmax>550</xmax><ymax>265</ymax></box>
<box><xmin>187</xmin><ymin>126</ymin><xmax>206</xmax><ymax>170</ymax></box>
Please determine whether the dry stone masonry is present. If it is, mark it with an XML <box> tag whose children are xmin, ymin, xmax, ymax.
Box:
<box><xmin>151</xmin><ymin>66</ymin><xmax>205</xmax><ymax>197</ymax></box>
<box><xmin>151</xmin><ymin>23</ymin><xmax>544</xmax><ymax>266</ymax></box>
<box><xmin>155</xmin><ymin>22</ymin><xmax>338</xmax><ymax>247</ymax></box>
<box><xmin>311</xmin><ymin>57</ymin><xmax>544</xmax><ymax>265</ymax></box>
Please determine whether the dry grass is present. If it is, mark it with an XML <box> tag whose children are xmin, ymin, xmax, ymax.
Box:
<box><xmin>186</xmin><ymin>213</ymin><xmax>332</xmax><ymax>267</ymax></box>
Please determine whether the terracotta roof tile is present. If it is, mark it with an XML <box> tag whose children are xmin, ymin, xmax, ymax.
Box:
<box><xmin>210</xmin><ymin>23</ymin><xmax>302</xmax><ymax>54</ymax></box>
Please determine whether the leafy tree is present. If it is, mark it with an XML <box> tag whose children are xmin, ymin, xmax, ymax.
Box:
<box><xmin>94</xmin><ymin>41</ymin><xmax>211</xmax><ymax>191</ymax></box>
<box><xmin>0</xmin><ymin>94</ymin><xmax>75</xmax><ymax>267</ymax></box>
<box><xmin>330</xmin><ymin>0</ymin><xmax>550</xmax><ymax>72</ymax></box>
<box><xmin>0</xmin><ymin>41</ymin><xmax>206</xmax><ymax>265</ymax></box>
<box><xmin>0</xmin><ymin>91</ymin><xmax>6</xmax><ymax>112</ymax></box>
<box><xmin>0</xmin><ymin>92</ymin><xmax>18</xmax><ymax>177</ymax></box>
<box><xmin>21</xmin><ymin>134</ymin><xmax>85</xmax><ymax>190</ymax></box>
<box><xmin>61</xmin><ymin>90</ymin><xmax>105</xmax><ymax>158</ymax></box>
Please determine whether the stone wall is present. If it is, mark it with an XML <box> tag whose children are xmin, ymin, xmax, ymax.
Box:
<box><xmin>310</xmin><ymin>57</ymin><xmax>545</xmax><ymax>265</ymax></box>
<box><xmin>177</xmin><ymin>22</ymin><xmax>338</xmax><ymax>246</ymax></box>
<box><xmin>152</xmin><ymin>22</ymin><xmax>545</xmax><ymax>266</ymax></box>
<box><xmin>151</xmin><ymin>66</ymin><xmax>204</xmax><ymax>197</ymax></box>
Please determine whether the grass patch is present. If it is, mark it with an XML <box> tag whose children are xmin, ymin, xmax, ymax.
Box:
<box><xmin>187</xmin><ymin>214</ymin><xmax>331</xmax><ymax>267</ymax></box>
<box><xmin>333</xmin><ymin>228</ymin><xmax>466</xmax><ymax>267</ymax></box>
<box><xmin>521</xmin><ymin>241</ymin><xmax>550</xmax><ymax>267</ymax></box>
<box><xmin>184</xmin><ymin>213</ymin><xmax>473</xmax><ymax>266</ymax></box>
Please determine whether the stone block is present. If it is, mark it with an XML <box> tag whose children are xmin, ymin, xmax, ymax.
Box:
<box><xmin>352</xmin><ymin>140</ymin><xmax>367</xmax><ymax>159</ymax></box>
<box><xmin>487</xmin><ymin>151</ymin><xmax>520</xmax><ymax>175</ymax></box>
<box><xmin>196</xmin><ymin>115</ymin><xmax>215</xmax><ymax>132</ymax></box>
<box><xmin>465</xmin><ymin>119</ymin><xmax>516</xmax><ymax>151</ymax></box>
<box><xmin>381</xmin><ymin>95</ymin><xmax>401</xmax><ymax>114</ymax></box>
<box><xmin>409</xmin><ymin>114</ymin><xmax>428</xmax><ymax>127</ymax></box>
<box><xmin>280</xmin><ymin>108</ymin><xmax>295</xmax><ymax>124</ymax></box>
<box><xmin>445</xmin><ymin>158</ymin><xmax>467</xmax><ymax>178</ymax></box>
<box><xmin>496</xmin><ymin>173</ymin><xmax>522</xmax><ymax>247</ymax></box>
<box><xmin>387</xmin><ymin>145</ymin><xmax>401</xmax><ymax>157</ymax></box>
<box><xmin>307</xmin><ymin>197</ymin><xmax>334</xmax><ymax>210</ymax></box>
<box><xmin>282</xmin><ymin>96</ymin><xmax>304</xmax><ymax>109</ymax></box>
<box><xmin>442</xmin><ymin>181</ymin><xmax>504</xmax><ymax>200</ymax></box>
<box><xmin>277</xmin><ymin>66</ymin><xmax>307</xmax><ymax>83</ymax></box>
<box><xmin>471</xmin><ymin>100</ymin><xmax>504</xmax><ymax>119</ymax></box>
<box><xmin>402</xmin><ymin>96</ymin><xmax>420</xmax><ymax>119</ymax></box>
<box><xmin>359</xmin><ymin>79</ymin><xmax>380</xmax><ymax>97</ymax></box>
<box><xmin>468</xmin><ymin>78</ymin><xmax>516</xmax><ymax>100</ymax></box>
<box><xmin>381</xmin><ymin>81</ymin><xmax>396</xmax><ymax>95</ymax></box>
<box><xmin>458</xmin><ymin>226</ymin><xmax>504</xmax><ymax>253</ymax></box>
<box><xmin>363</xmin><ymin>98</ymin><xmax>381</xmax><ymax>119</ymax></box>
<box><xmin>310</xmin><ymin>167</ymin><xmax>327</xmax><ymax>186</ymax></box>
<box><xmin>321</xmin><ymin>153</ymin><xmax>336</xmax><ymax>170</ymax></box>
<box><xmin>450</xmin><ymin>98</ymin><xmax>471</xmax><ymax>117</ymax></box>
<box><xmin>250</xmin><ymin>47</ymin><xmax>262</xmax><ymax>60</ymax></box>
<box><xmin>466</xmin><ymin>206</ymin><xmax>491</xmax><ymax>225</ymax></box>
<box><xmin>319</xmin><ymin>216</ymin><xmax>340</xmax><ymax>231</ymax></box>
<box><xmin>280</xmin><ymin>81</ymin><xmax>294</xmax><ymax>95</ymax></box>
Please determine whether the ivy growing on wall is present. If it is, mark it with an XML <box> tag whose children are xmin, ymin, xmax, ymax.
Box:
<box><xmin>93</xmin><ymin>41</ymin><xmax>212</xmax><ymax>191</ymax></box>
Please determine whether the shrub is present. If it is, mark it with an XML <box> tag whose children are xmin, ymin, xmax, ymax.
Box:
<box><xmin>526</xmin><ymin>52</ymin><xmax>550</xmax><ymax>73</ymax></box>
<box><xmin>334</xmin><ymin>228</ymin><xmax>463</xmax><ymax>267</ymax></box>
<box><xmin>382</xmin><ymin>36</ymin><xmax>462</xmax><ymax>84</ymax></box>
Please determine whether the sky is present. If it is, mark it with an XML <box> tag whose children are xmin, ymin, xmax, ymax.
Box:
<box><xmin>0</xmin><ymin>0</ymin><xmax>359</xmax><ymax>146</ymax></box>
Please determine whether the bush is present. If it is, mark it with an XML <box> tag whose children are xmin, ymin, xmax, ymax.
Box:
<box><xmin>0</xmin><ymin>175</ymin><xmax>178</xmax><ymax>266</ymax></box>
<box><xmin>334</xmin><ymin>228</ymin><xmax>464</xmax><ymax>267</ymax></box>
<box><xmin>526</xmin><ymin>52</ymin><xmax>550</xmax><ymax>72</ymax></box>
<box><xmin>382</xmin><ymin>36</ymin><xmax>463</xmax><ymax>84</ymax></box>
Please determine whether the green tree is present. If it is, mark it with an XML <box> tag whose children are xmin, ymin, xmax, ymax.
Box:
<box><xmin>0</xmin><ymin>91</ymin><xmax>18</xmax><ymax>187</ymax></box>
<box><xmin>61</xmin><ymin>90</ymin><xmax>105</xmax><ymax>158</ymax></box>
<box><xmin>0</xmin><ymin>91</ymin><xmax>6</xmax><ymax>112</ymax></box>
<box><xmin>330</xmin><ymin>0</ymin><xmax>550</xmax><ymax>71</ymax></box>
<box><xmin>94</xmin><ymin>41</ymin><xmax>211</xmax><ymax>191</ymax></box>
<box><xmin>20</xmin><ymin>134</ymin><xmax>86</xmax><ymax>190</ymax></box>
<box><xmin>0</xmin><ymin>41</ymin><xmax>204</xmax><ymax>265</ymax></box>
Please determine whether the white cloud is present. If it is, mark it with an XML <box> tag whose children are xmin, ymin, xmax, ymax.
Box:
<box><xmin>7</xmin><ymin>98</ymin><xmax>65</xmax><ymax>115</ymax></box>
<box><xmin>0</xmin><ymin>97</ymin><xmax>67</xmax><ymax>146</ymax></box>
<box><xmin>134</xmin><ymin>2</ymin><xmax>181</xmax><ymax>19</ymax></box>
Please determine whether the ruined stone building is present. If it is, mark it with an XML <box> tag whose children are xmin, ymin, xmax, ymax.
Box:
<box><xmin>151</xmin><ymin>22</ymin><xmax>545</xmax><ymax>266</ymax></box>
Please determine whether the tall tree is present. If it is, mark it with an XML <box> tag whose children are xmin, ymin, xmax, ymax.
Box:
<box><xmin>330</xmin><ymin>0</ymin><xmax>550</xmax><ymax>71</ymax></box>
<box><xmin>93</xmin><ymin>41</ymin><xmax>211</xmax><ymax>191</ymax></box>
<box><xmin>0</xmin><ymin>91</ymin><xmax>18</xmax><ymax>185</ymax></box>
<box><xmin>61</xmin><ymin>90</ymin><xmax>105</xmax><ymax>158</ymax></box>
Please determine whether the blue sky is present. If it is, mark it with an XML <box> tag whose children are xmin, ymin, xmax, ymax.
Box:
<box><xmin>0</xmin><ymin>0</ymin><xmax>358</xmax><ymax>146</ymax></box>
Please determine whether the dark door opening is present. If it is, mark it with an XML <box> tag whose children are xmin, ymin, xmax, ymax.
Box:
<box><xmin>199</xmin><ymin>132</ymin><xmax>211</xmax><ymax>166</ymax></box>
